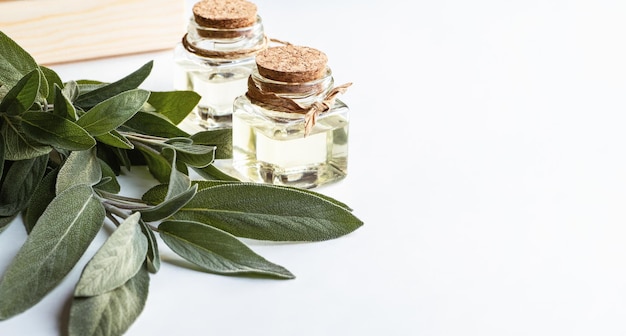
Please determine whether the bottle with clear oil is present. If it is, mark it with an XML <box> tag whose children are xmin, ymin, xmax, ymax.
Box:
<box><xmin>174</xmin><ymin>0</ymin><xmax>267</xmax><ymax>130</ymax></box>
<box><xmin>232</xmin><ymin>45</ymin><xmax>352</xmax><ymax>189</ymax></box>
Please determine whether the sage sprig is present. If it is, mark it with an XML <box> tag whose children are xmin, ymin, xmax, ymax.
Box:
<box><xmin>0</xmin><ymin>31</ymin><xmax>363</xmax><ymax>335</ymax></box>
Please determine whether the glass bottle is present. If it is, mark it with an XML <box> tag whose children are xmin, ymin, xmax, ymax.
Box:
<box><xmin>232</xmin><ymin>45</ymin><xmax>352</xmax><ymax>189</ymax></box>
<box><xmin>174</xmin><ymin>0</ymin><xmax>266</xmax><ymax>131</ymax></box>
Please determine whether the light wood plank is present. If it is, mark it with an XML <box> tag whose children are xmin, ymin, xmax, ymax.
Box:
<box><xmin>0</xmin><ymin>0</ymin><xmax>186</xmax><ymax>64</ymax></box>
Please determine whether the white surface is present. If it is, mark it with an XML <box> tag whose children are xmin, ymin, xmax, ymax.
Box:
<box><xmin>3</xmin><ymin>0</ymin><xmax>626</xmax><ymax>335</ymax></box>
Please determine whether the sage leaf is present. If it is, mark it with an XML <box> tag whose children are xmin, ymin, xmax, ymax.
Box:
<box><xmin>159</xmin><ymin>220</ymin><xmax>294</xmax><ymax>279</ymax></box>
<box><xmin>0</xmin><ymin>184</ymin><xmax>105</xmax><ymax>320</ymax></box>
<box><xmin>140</xmin><ymin>184</ymin><xmax>197</xmax><ymax>222</ymax></box>
<box><xmin>0</xmin><ymin>154</ymin><xmax>47</xmax><ymax>217</ymax></box>
<box><xmin>69</xmin><ymin>266</ymin><xmax>149</xmax><ymax>336</ymax></box>
<box><xmin>139</xmin><ymin>219</ymin><xmax>160</xmax><ymax>273</ymax></box>
<box><xmin>20</xmin><ymin>111</ymin><xmax>96</xmax><ymax>150</ymax></box>
<box><xmin>140</xmin><ymin>149</ymin><xmax>196</xmax><ymax>222</ymax></box>
<box><xmin>172</xmin><ymin>184</ymin><xmax>363</xmax><ymax>241</ymax></box>
<box><xmin>136</xmin><ymin>143</ymin><xmax>172</xmax><ymax>184</ymax></box>
<box><xmin>123</xmin><ymin>110</ymin><xmax>189</xmax><ymax>138</ymax></box>
<box><xmin>192</xmin><ymin>164</ymin><xmax>239</xmax><ymax>181</ymax></box>
<box><xmin>75</xmin><ymin>213</ymin><xmax>148</xmax><ymax>296</ymax></box>
<box><xmin>0</xmin><ymin>131</ymin><xmax>4</xmax><ymax>177</ymax></box>
<box><xmin>56</xmin><ymin>148</ymin><xmax>102</xmax><ymax>194</ymax></box>
<box><xmin>40</xmin><ymin>66</ymin><xmax>62</xmax><ymax>103</ymax></box>
<box><xmin>53</xmin><ymin>83</ymin><xmax>78</xmax><ymax>120</ymax></box>
<box><xmin>1</xmin><ymin>118</ymin><xmax>51</xmax><ymax>160</ymax></box>
<box><xmin>95</xmin><ymin>130</ymin><xmax>134</xmax><ymax>149</ymax></box>
<box><xmin>0</xmin><ymin>31</ymin><xmax>38</xmax><ymax>92</ymax></box>
<box><xmin>191</xmin><ymin>129</ymin><xmax>232</xmax><ymax>159</ymax></box>
<box><xmin>146</xmin><ymin>90</ymin><xmax>200</xmax><ymax>125</ymax></box>
<box><xmin>164</xmin><ymin>148</ymin><xmax>191</xmax><ymax>199</ymax></box>
<box><xmin>77</xmin><ymin>89</ymin><xmax>150</xmax><ymax>136</ymax></box>
<box><xmin>163</xmin><ymin>141</ymin><xmax>215</xmax><ymax>168</ymax></box>
<box><xmin>75</xmin><ymin>61</ymin><xmax>153</xmax><ymax>109</ymax></box>
<box><xmin>95</xmin><ymin>158</ymin><xmax>120</xmax><ymax>193</ymax></box>
<box><xmin>62</xmin><ymin>80</ymin><xmax>80</xmax><ymax>103</ymax></box>
<box><xmin>23</xmin><ymin>167</ymin><xmax>59</xmax><ymax>233</ymax></box>
<box><xmin>143</xmin><ymin>180</ymin><xmax>353</xmax><ymax>211</ymax></box>
<box><xmin>0</xmin><ymin>69</ymin><xmax>40</xmax><ymax>115</ymax></box>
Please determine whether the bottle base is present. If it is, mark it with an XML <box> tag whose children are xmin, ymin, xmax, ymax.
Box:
<box><xmin>234</xmin><ymin>161</ymin><xmax>347</xmax><ymax>189</ymax></box>
<box><xmin>195</xmin><ymin>106</ymin><xmax>233</xmax><ymax>130</ymax></box>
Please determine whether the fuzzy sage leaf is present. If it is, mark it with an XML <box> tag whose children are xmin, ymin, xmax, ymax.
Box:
<box><xmin>145</xmin><ymin>90</ymin><xmax>200</xmax><ymax>125</ymax></box>
<box><xmin>171</xmin><ymin>184</ymin><xmax>363</xmax><ymax>241</ymax></box>
<box><xmin>74</xmin><ymin>212</ymin><xmax>147</xmax><ymax>296</ymax></box>
<box><xmin>56</xmin><ymin>148</ymin><xmax>101</xmax><ymax>194</ymax></box>
<box><xmin>74</xmin><ymin>61</ymin><xmax>153</xmax><ymax>109</ymax></box>
<box><xmin>20</xmin><ymin>111</ymin><xmax>96</xmax><ymax>150</ymax></box>
<box><xmin>77</xmin><ymin>89</ymin><xmax>150</xmax><ymax>136</ymax></box>
<box><xmin>140</xmin><ymin>148</ymin><xmax>197</xmax><ymax>222</ymax></box>
<box><xmin>69</xmin><ymin>266</ymin><xmax>149</xmax><ymax>336</ymax></box>
<box><xmin>23</xmin><ymin>167</ymin><xmax>58</xmax><ymax>233</ymax></box>
<box><xmin>0</xmin><ymin>118</ymin><xmax>51</xmax><ymax>160</ymax></box>
<box><xmin>0</xmin><ymin>31</ymin><xmax>39</xmax><ymax>93</ymax></box>
<box><xmin>159</xmin><ymin>220</ymin><xmax>295</xmax><ymax>279</ymax></box>
<box><xmin>0</xmin><ymin>154</ymin><xmax>47</xmax><ymax>217</ymax></box>
<box><xmin>0</xmin><ymin>184</ymin><xmax>105</xmax><ymax>320</ymax></box>
<box><xmin>0</xmin><ymin>69</ymin><xmax>40</xmax><ymax>115</ymax></box>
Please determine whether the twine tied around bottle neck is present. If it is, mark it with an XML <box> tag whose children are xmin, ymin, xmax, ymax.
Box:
<box><xmin>183</xmin><ymin>35</ymin><xmax>292</xmax><ymax>60</ymax></box>
<box><xmin>246</xmin><ymin>77</ymin><xmax>352</xmax><ymax>136</ymax></box>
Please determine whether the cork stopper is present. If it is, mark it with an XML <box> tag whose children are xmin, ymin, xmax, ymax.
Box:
<box><xmin>193</xmin><ymin>0</ymin><xmax>257</xmax><ymax>29</ymax></box>
<box><xmin>256</xmin><ymin>45</ymin><xmax>328</xmax><ymax>83</ymax></box>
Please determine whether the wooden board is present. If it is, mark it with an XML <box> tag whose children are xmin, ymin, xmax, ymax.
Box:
<box><xmin>0</xmin><ymin>0</ymin><xmax>186</xmax><ymax>65</ymax></box>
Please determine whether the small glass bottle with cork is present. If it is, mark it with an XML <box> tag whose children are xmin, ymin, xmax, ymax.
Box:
<box><xmin>174</xmin><ymin>0</ymin><xmax>267</xmax><ymax>131</ymax></box>
<box><xmin>232</xmin><ymin>45</ymin><xmax>352</xmax><ymax>189</ymax></box>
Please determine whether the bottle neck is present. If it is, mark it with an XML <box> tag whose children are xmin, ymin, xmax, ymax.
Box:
<box><xmin>248</xmin><ymin>67</ymin><xmax>335</xmax><ymax>108</ymax></box>
<box><xmin>246</xmin><ymin>68</ymin><xmax>351</xmax><ymax>136</ymax></box>
<box><xmin>183</xmin><ymin>16</ymin><xmax>266</xmax><ymax>60</ymax></box>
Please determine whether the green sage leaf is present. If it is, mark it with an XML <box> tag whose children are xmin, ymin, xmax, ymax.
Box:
<box><xmin>172</xmin><ymin>184</ymin><xmax>363</xmax><ymax>241</ymax></box>
<box><xmin>191</xmin><ymin>129</ymin><xmax>232</xmax><ymax>159</ymax></box>
<box><xmin>69</xmin><ymin>266</ymin><xmax>149</xmax><ymax>336</ymax></box>
<box><xmin>135</xmin><ymin>143</ymin><xmax>172</xmax><ymax>184</ymax></box>
<box><xmin>20</xmin><ymin>111</ymin><xmax>96</xmax><ymax>150</ymax></box>
<box><xmin>95</xmin><ymin>130</ymin><xmax>134</xmax><ymax>149</ymax></box>
<box><xmin>0</xmin><ymin>131</ymin><xmax>4</xmax><ymax>177</ymax></box>
<box><xmin>140</xmin><ymin>149</ymin><xmax>196</xmax><ymax>222</ymax></box>
<box><xmin>0</xmin><ymin>154</ymin><xmax>47</xmax><ymax>217</ymax></box>
<box><xmin>0</xmin><ymin>31</ymin><xmax>38</xmax><ymax>92</ymax></box>
<box><xmin>40</xmin><ymin>66</ymin><xmax>62</xmax><ymax>103</ymax></box>
<box><xmin>159</xmin><ymin>220</ymin><xmax>294</xmax><ymax>279</ymax></box>
<box><xmin>77</xmin><ymin>89</ymin><xmax>150</xmax><ymax>136</ymax></box>
<box><xmin>95</xmin><ymin>158</ymin><xmax>121</xmax><ymax>193</ymax></box>
<box><xmin>146</xmin><ymin>90</ymin><xmax>200</xmax><ymax>125</ymax></box>
<box><xmin>1</xmin><ymin>118</ymin><xmax>51</xmax><ymax>160</ymax></box>
<box><xmin>164</xmin><ymin>148</ymin><xmax>191</xmax><ymax>199</ymax></box>
<box><xmin>140</xmin><ymin>184</ymin><xmax>197</xmax><ymax>222</ymax></box>
<box><xmin>56</xmin><ymin>148</ymin><xmax>102</xmax><ymax>194</ymax></box>
<box><xmin>75</xmin><ymin>61</ymin><xmax>153</xmax><ymax>109</ymax></box>
<box><xmin>139</xmin><ymin>219</ymin><xmax>160</xmax><ymax>273</ymax></box>
<box><xmin>122</xmin><ymin>110</ymin><xmax>189</xmax><ymax>138</ymax></box>
<box><xmin>0</xmin><ymin>69</ymin><xmax>40</xmax><ymax>115</ymax></box>
<box><xmin>23</xmin><ymin>167</ymin><xmax>59</xmax><ymax>233</ymax></box>
<box><xmin>163</xmin><ymin>141</ymin><xmax>215</xmax><ymax>168</ymax></box>
<box><xmin>0</xmin><ymin>184</ymin><xmax>105</xmax><ymax>320</ymax></box>
<box><xmin>62</xmin><ymin>80</ymin><xmax>80</xmax><ymax>103</ymax></box>
<box><xmin>75</xmin><ymin>212</ymin><xmax>148</xmax><ymax>296</ymax></box>
<box><xmin>143</xmin><ymin>180</ymin><xmax>353</xmax><ymax>211</ymax></box>
<box><xmin>53</xmin><ymin>83</ymin><xmax>78</xmax><ymax>120</ymax></box>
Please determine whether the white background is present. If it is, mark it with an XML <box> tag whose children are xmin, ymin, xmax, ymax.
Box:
<box><xmin>3</xmin><ymin>0</ymin><xmax>626</xmax><ymax>335</ymax></box>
